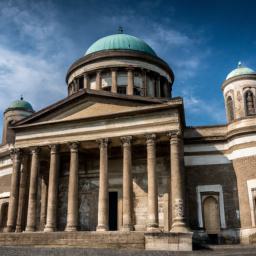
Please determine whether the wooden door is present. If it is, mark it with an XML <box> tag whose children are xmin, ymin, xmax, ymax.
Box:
<box><xmin>203</xmin><ymin>196</ymin><xmax>220</xmax><ymax>234</ymax></box>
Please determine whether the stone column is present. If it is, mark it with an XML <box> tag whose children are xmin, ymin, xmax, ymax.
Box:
<box><xmin>25</xmin><ymin>147</ymin><xmax>40</xmax><ymax>232</ymax></box>
<box><xmin>65</xmin><ymin>142</ymin><xmax>79</xmax><ymax>232</ymax></box>
<box><xmin>44</xmin><ymin>145</ymin><xmax>59</xmax><ymax>232</ymax></box>
<box><xmin>15</xmin><ymin>154</ymin><xmax>29</xmax><ymax>232</ymax></box>
<box><xmin>127</xmin><ymin>69</ymin><xmax>134</xmax><ymax>95</ymax></box>
<box><xmin>142</xmin><ymin>70</ymin><xmax>147</xmax><ymax>96</ymax></box>
<box><xmin>111</xmin><ymin>69</ymin><xmax>117</xmax><ymax>93</ymax></box>
<box><xmin>169</xmin><ymin>131</ymin><xmax>188</xmax><ymax>232</ymax></box>
<box><xmin>40</xmin><ymin>174</ymin><xmax>48</xmax><ymax>230</ymax></box>
<box><xmin>97</xmin><ymin>138</ymin><xmax>109</xmax><ymax>231</ymax></box>
<box><xmin>146</xmin><ymin>134</ymin><xmax>159</xmax><ymax>230</ymax></box>
<box><xmin>6</xmin><ymin>149</ymin><xmax>22</xmax><ymax>232</ymax></box>
<box><xmin>156</xmin><ymin>76</ymin><xmax>161</xmax><ymax>97</ymax></box>
<box><xmin>121</xmin><ymin>136</ymin><xmax>133</xmax><ymax>231</ymax></box>
<box><xmin>96</xmin><ymin>70</ymin><xmax>102</xmax><ymax>90</ymax></box>
<box><xmin>83</xmin><ymin>74</ymin><xmax>89</xmax><ymax>89</ymax></box>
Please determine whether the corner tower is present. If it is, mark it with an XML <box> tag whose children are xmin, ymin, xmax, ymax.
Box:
<box><xmin>222</xmin><ymin>62</ymin><xmax>256</xmax><ymax>122</ymax></box>
<box><xmin>66</xmin><ymin>31</ymin><xmax>174</xmax><ymax>99</ymax></box>
<box><xmin>2</xmin><ymin>97</ymin><xmax>34</xmax><ymax>145</ymax></box>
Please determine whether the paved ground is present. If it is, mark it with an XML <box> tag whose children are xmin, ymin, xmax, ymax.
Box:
<box><xmin>1</xmin><ymin>246</ymin><xmax>256</xmax><ymax>256</ymax></box>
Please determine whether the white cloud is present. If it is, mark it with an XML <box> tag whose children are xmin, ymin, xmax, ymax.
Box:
<box><xmin>180</xmin><ymin>88</ymin><xmax>226</xmax><ymax>124</ymax></box>
<box><xmin>0</xmin><ymin>0</ymin><xmax>77</xmax><ymax>142</ymax></box>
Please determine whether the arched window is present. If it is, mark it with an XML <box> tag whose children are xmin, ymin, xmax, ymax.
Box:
<box><xmin>226</xmin><ymin>96</ymin><xmax>234</xmax><ymax>122</ymax></box>
<box><xmin>244</xmin><ymin>90</ymin><xmax>255</xmax><ymax>116</ymax></box>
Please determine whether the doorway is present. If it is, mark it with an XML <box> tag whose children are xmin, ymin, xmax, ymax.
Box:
<box><xmin>203</xmin><ymin>195</ymin><xmax>221</xmax><ymax>243</ymax></box>
<box><xmin>0</xmin><ymin>202</ymin><xmax>8</xmax><ymax>231</ymax></box>
<box><xmin>109</xmin><ymin>192</ymin><xmax>118</xmax><ymax>231</ymax></box>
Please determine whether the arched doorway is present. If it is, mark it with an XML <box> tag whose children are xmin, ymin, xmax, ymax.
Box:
<box><xmin>203</xmin><ymin>196</ymin><xmax>220</xmax><ymax>242</ymax></box>
<box><xmin>0</xmin><ymin>202</ymin><xmax>9</xmax><ymax>231</ymax></box>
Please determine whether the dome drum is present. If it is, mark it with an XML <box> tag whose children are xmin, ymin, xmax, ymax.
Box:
<box><xmin>67</xmin><ymin>66</ymin><xmax>172</xmax><ymax>98</ymax></box>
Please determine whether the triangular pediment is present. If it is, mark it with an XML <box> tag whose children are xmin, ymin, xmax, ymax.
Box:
<box><xmin>45</xmin><ymin>101</ymin><xmax>146</xmax><ymax>122</ymax></box>
<box><xmin>15</xmin><ymin>90</ymin><xmax>171</xmax><ymax>126</ymax></box>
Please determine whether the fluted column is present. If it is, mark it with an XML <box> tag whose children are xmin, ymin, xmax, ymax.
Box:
<box><xmin>25</xmin><ymin>147</ymin><xmax>40</xmax><ymax>232</ymax></box>
<box><xmin>6</xmin><ymin>149</ymin><xmax>22</xmax><ymax>232</ymax></box>
<box><xmin>111</xmin><ymin>69</ymin><xmax>117</xmax><ymax>93</ymax></box>
<box><xmin>96</xmin><ymin>70</ymin><xmax>102</xmax><ymax>90</ymax></box>
<box><xmin>15</xmin><ymin>154</ymin><xmax>29</xmax><ymax>232</ymax></box>
<box><xmin>121</xmin><ymin>136</ymin><xmax>133</xmax><ymax>231</ymax></box>
<box><xmin>169</xmin><ymin>131</ymin><xmax>188</xmax><ymax>232</ymax></box>
<box><xmin>40</xmin><ymin>174</ymin><xmax>48</xmax><ymax>230</ymax></box>
<box><xmin>127</xmin><ymin>69</ymin><xmax>134</xmax><ymax>95</ymax></box>
<box><xmin>97</xmin><ymin>138</ymin><xmax>109</xmax><ymax>231</ymax></box>
<box><xmin>146</xmin><ymin>134</ymin><xmax>159</xmax><ymax>230</ymax></box>
<box><xmin>65</xmin><ymin>142</ymin><xmax>79</xmax><ymax>232</ymax></box>
<box><xmin>84</xmin><ymin>74</ymin><xmax>89</xmax><ymax>89</ymax></box>
<box><xmin>44</xmin><ymin>145</ymin><xmax>59</xmax><ymax>232</ymax></box>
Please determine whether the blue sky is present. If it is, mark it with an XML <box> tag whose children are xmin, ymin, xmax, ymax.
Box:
<box><xmin>0</xmin><ymin>0</ymin><xmax>256</xmax><ymax>138</ymax></box>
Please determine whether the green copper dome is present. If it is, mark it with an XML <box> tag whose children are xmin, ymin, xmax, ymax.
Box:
<box><xmin>7</xmin><ymin>97</ymin><xmax>34</xmax><ymax>112</ymax></box>
<box><xmin>226</xmin><ymin>62</ymin><xmax>255</xmax><ymax>80</ymax></box>
<box><xmin>85</xmin><ymin>33</ymin><xmax>157</xmax><ymax>56</ymax></box>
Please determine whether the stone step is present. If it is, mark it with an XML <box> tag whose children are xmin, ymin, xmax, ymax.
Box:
<box><xmin>1</xmin><ymin>246</ymin><xmax>256</xmax><ymax>256</ymax></box>
<box><xmin>0</xmin><ymin>231</ymin><xmax>145</xmax><ymax>249</ymax></box>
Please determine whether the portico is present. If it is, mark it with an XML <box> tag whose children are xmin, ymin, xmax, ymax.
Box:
<box><xmin>6</xmin><ymin>133</ymin><xmax>187</xmax><ymax>234</ymax></box>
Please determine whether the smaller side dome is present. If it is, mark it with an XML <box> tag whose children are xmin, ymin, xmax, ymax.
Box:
<box><xmin>6</xmin><ymin>96</ymin><xmax>34</xmax><ymax>112</ymax></box>
<box><xmin>226</xmin><ymin>62</ymin><xmax>255</xmax><ymax>80</ymax></box>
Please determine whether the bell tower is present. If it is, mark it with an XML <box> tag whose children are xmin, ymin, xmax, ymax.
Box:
<box><xmin>222</xmin><ymin>62</ymin><xmax>256</xmax><ymax>123</ymax></box>
<box><xmin>2</xmin><ymin>97</ymin><xmax>34</xmax><ymax>145</ymax></box>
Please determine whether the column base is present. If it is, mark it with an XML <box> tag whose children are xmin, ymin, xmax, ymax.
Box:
<box><xmin>65</xmin><ymin>226</ymin><xmax>77</xmax><ymax>232</ymax></box>
<box><xmin>5</xmin><ymin>225</ymin><xmax>14</xmax><ymax>233</ymax></box>
<box><xmin>147</xmin><ymin>223</ymin><xmax>159</xmax><ymax>232</ymax></box>
<box><xmin>44</xmin><ymin>225</ymin><xmax>56</xmax><ymax>232</ymax></box>
<box><xmin>170</xmin><ymin>218</ymin><xmax>190</xmax><ymax>233</ymax></box>
<box><xmin>122</xmin><ymin>224</ymin><xmax>134</xmax><ymax>232</ymax></box>
<box><xmin>15</xmin><ymin>225</ymin><xmax>22</xmax><ymax>233</ymax></box>
<box><xmin>25</xmin><ymin>226</ymin><xmax>36</xmax><ymax>232</ymax></box>
<box><xmin>96</xmin><ymin>225</ymin><xmax>108</xmax><ymax>231</ymax></box>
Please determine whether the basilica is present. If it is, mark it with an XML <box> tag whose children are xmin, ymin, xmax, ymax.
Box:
<box><xmin>0</xmin><ymin>31</ymin><xmax>256</xmax><ymax>251</ymax></box>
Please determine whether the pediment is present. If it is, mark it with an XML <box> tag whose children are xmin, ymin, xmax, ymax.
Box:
<box><xmin>45</xmin><ymin>101</ymin><xmax>145</xmax><ymax>122</ymax></box>
<box><xmin>15</xmin><ymin>90</ymin><xmax>167</xmax><ymax>126</ymax></box>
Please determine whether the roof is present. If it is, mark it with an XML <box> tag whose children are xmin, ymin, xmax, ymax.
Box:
<box><xmin>85</xmin><ymin>33</ymin><xmax>157</xmax><ymax>57</ymax></box>
<box><xmin>226</xmin><ymin>62</ymin><xmax>255</xmax><ymax>80</ymax></box>
<box><xmin>6</xmin><ymin>97</ymin><xmax>34</xmax><ymax>112</ymax></box>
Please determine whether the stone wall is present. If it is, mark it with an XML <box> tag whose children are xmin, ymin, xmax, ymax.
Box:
<box><xmin>186</xmin><ymin>164</ymin><xmax>240</xmax><ymax>230</ymax></box>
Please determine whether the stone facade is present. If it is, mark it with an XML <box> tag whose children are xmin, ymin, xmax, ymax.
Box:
<box><xmin>0</xmin><ymin>33</ymin><xmax>256</xmax><ymax>251</ymax></box>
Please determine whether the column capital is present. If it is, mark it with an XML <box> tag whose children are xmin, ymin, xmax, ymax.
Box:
<box><xmin>145</xmin><ymin>133</ymin><xmax>156</xmax><ymax>143</ymax></box>
<box><xmin>126</xmin><ymin>67</ymin><xmax>135</xmax><ymax>72</ymax></box>
<box><xmin>97</xmin><ymin>138</ymin><xmax>110</xmax><ymax>148</ymax></box>
<box><xmin>68</xmin><ymin>142</ymin><xmax>79</xmax><ymax>152</ymax></box>
<box><xmin>10</xmin><ymin>148</ymin><xmax>22</xmax><ymax>160</ymax></box>
<box><xmin>111</xmin><ymin>67</ymin><xmax>118</xmax><ymax>72</ymax></box>
<box><xmin>31</xmin><ymin>147</ymin><xmax>40</xmax><ymax>155</ymax></box>
<box><xmin>120</xmin><ymin>136</ymin><xmax>132</xmax><ymax>146</ymax></box>
<box><xmin>96</xmin><ymin>69</ymin><xmax>102</xmax><ymax>74</ymax></box>
<box><xmin>49</xmin><ymin>144</ymin><xmax>60</xmax><ymax>154</ymax></box>
<box><xmin>167</xmin><ymin>130</ymin><xmax>182</xmax><ymax>141</ymax></box>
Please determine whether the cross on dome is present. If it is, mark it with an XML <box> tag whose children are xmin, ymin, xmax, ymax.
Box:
<box><xmin>117</xmin><ymin>26</ymin><xmax>123</xmax><ymax>34</ymax></box>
